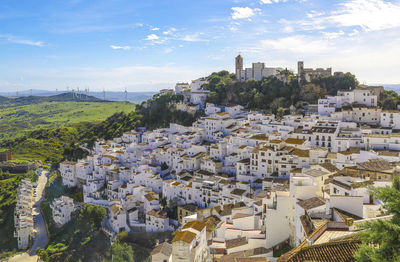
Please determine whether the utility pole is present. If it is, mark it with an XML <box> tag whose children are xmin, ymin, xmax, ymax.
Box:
<box><xmin>103</xmin><ymin>88</ymin><xmax>106</xmax><ymax>101</ymax></box>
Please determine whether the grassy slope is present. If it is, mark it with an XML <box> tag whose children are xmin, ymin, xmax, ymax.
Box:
<box><xmin>0</xmin><ymin>102</ymin><xmax>135</xmax><ymax>141</ymax></box>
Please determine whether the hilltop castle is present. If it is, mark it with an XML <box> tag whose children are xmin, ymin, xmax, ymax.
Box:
<box><xmin>235</xmin><ymin>54</ymin><xmax>284</xmax><ymax>82</ymax></box>
<box><xmin>235</xmin><ymin>54</ymin><xmax>332</xmax><ymax>82</ymax></box>
<box><xmin>297</xmin><ymin>61</ymin><xmax>332</xmax><ymax>82</ymax></box>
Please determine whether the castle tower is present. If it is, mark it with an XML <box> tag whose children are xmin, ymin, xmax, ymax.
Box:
<box><xmin>297</xmin><ymin>61</ymin><xmax>304</xmax><ymax>75</ymax></box>
<box><xmin>235</xmin><ymin>54</ymin><xmax>243</xmax><ymax>81</ymax></box>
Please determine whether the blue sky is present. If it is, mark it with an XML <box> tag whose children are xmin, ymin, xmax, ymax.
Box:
<box><xmin>1</xmin><ymin>0</ymin><xmax>400</xmax><ymax>92</ymax></box>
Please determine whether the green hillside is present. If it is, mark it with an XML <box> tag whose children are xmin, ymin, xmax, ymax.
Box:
<box><xmin>0</xmin><ymin>92</ymin><xmax>105</xmax><ymax>106</ymax></box>
<box><xmin>0</xmin><ymin>101</ymin><xmax>135</xmax><ymax>141</ymax></box>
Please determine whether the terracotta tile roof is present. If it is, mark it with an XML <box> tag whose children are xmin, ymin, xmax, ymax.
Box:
<box><xmin>202</xmin><ymin>216</ymin><xmax>221</xmax><ymax>232</ymax></box>
<box><xmin>285</xmin><ymin>138</ymin><xmax>306</xmax><ymax>145</ymax></box>
<box><xmin>151</xmin><ymin>242</ymin><xmax>172</xmax><ymax>256</ymax></box>
<box><xmin>333</xmin><ymin>208</ymin><xmax>363</xmax><ymax>225</ymax></box>
<box><xmin>110</xmin><ymin>203</ymin><xmax>124</xmax><ymax>215</ymax></box>
<box><xmin>270</xmin><ymin>139</ymin><xmax>282</xmax><ymax>144</ymax></box>
<box><xmin>319</xmin><ymin>162</ymin><xmax>339</xmax><ymax>173</ymax></box>
<box><xmin>226</xmin><ymin>237</ymin><xmax>247</xmax><ymax>249</ymax></box>
<box><xmin>182</xmin><ymin>220</ymin><xmax>206</xmax><ymax>232</ymax></box>
<box><xmin>304</xmin><ymin>169</ymin><xmax>329</xmax><ymax>177</ymax></box>
<box><xmin>291</xmin><ymin>148</ymin><xmax>310</xmax><ymax>158</ymax></box>
<box><xmin>297</xmin><ymin>197</ymin><xmax>326</xmax><ymax>210</ymax></box>
<box><xmin>377</xmin><ymin>150</ymin><xmax>400</xmax><ymax>157</ymax></box>
<box><xmin>278</xmin><ymin>239</ymin><xmax>361</xmax><ymax>262</ymax></box>
<box><xmin>179</xmin><ymin>204</ymin><xmax>198</xmax><ymax>213</ymax></box>
<box><xmin>231</xmin><ymin>189</ymin><xmax>247</xmax><ymax>196</ymax></box>
<box><xmin>357</xmin><ymin>159</ymin><xmax>392</xmax><ymax>171</ymax></box>
<box><xmin>250</xmin><ymin>134</ymin><xmax>269</xmax><ymax>141</ymax></box>
<box><xmin>144</xmin><ymin>193</ymin><xmax>158</xmax><ymax>202</ymax></box>
<box><xmin>339</xmin><ymin>147</ymin><xmax>360</xmax><ymax>155</ymax></box>
<box><xmin>300</xmin><ymin>214</ymin><xmax>315</xmax><ymax>237</ymax></box>
<box><xmin>235</xmin><ymin>258</ymin><xmax>267</xmax><ymax>262</ymax></box>
<box><xmin>172</xmin><ymin>231</ymin><xmax>197</xmax><ymax>244</ymax></box>
<box><xmin>147</xmin><ymin>209</ymin><xmax>167</xmax><ymax>219</ymax></box>
<box><xmin>232</xmin><ymin>213</ymin><xmax>253</xmax><ymax>220</ymax></box>
<box><xmin>244</xmin><ymin>247</ymin><xmax>272</xmax><ymax>256</ymax></box>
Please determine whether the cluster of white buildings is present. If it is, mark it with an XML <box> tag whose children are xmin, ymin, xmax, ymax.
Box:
<box><xmin>175</xmin><ymin>78</ymin><xmax>210</xmax><ymax>110</ymax></box>
<box><xmin>14</xmin><ymin>178</ymin><xmax>34</xmax><ymax>249</ymax></box>
<box><xmin>50</xmin><ymin>196</ymin><xmax>75</xmax><ymax>226</ymax></box>
<box><xmin>59</xmin><ymin>84</ymin><xmax>400</xmax><ymax>261</ymax></box>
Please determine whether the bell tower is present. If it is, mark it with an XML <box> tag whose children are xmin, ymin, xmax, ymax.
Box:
<box><xmin>297</xmin><ymin>61</ymin><xmax>304</xmax><ymax>76</ymax></box>
<box><xmin>235</xmin><ymin>54</ymin><xmax>243</xmax><ymax>81</ymax></box>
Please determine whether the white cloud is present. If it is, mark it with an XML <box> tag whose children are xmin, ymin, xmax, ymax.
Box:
<box><xmin>180</xmin><ymin>33</ymin><xmax>209</xmax><ymax>42</ymax></box>
<box><xmin>242</xmin><ymin>28</ymin><xmax>400</xmax><ymax>84</ymax></box>
<box><xmin>0</xmin><ymin>34</ymin><xmax>44</xmax><ymax>47</ymax></box>
<box><xmin>151</xmin><ymin>27</ymin><xmax>160</xmax><ymax>31</ymax></box>
<box><xmin>307</xmin><ymin>10</ymin><xmax>325</xmax><ymax>18</ymax></box>
<box><xmin>327</xmin><ymin>0</ymin><xmax>400</xmax><ymax>31</ymax></box>
<box><xmin>282</xmin><ymin>25</ymin><xmax>294</xmax><ymax>33</ymax></box>
<box><xmin>145</xmin><ymin>34</ymin><xmax>159</xmax><ymax>40</ymax></box>
<box><xmin>260</xmin><ymin>35</ymin><xmax>331</xmax><ymax>54</ymax></box>
<box><xmin>280</xmin><ymin>0</ymin><xmax>400</xmax><ymax>34</ymax></box>
<box><xmin>348</xmin><ymin>29</ymin><xmax>360</xmax><ymax>36</ymax></box>
<box><xmin>110</xmin><ymin>45</ymin><xmax>132</xmax><ymax>50</ymax></box>
<box><xmin>231</xmin><ymin>7</ymin><xmax>255</xmax><ymax>20</ymax></box>
<box><xmin>321</xmin><ymin>30</ymin><xmax>345</xmax><ymax>39</ymax></box>
<box><xmin>163</xmin><ymin>27</ymin><xmax>177</xmax><ymax>35</ymax></box>
<box><xmin>260</xmin><ymin>0</ymin><xmax>288</xmax><ymax>4</ymax></box>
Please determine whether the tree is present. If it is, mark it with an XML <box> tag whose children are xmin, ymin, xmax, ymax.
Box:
<box><xmin>77</xmin><ymin>204</ymin><xmax>107</xmax><ymax>232</ymax></box>
<box><xmin>160</xmin><ymin>196</ymin><xmax>167</xmax><ymax>209</ymax></box>
<box><xmin>111</xmin><ymin>241</ymin><xmax>134</xmax><ymax>262</ymax></box>
<box><xmin>270</xmin><ymin>98</ymin><xmax>286</xmax><ymax>114</ymax></box>
<box><xmin>161</xmin><ymin>162</ymin><xmax>169</xmax><ymax>171</ymax></box>
<box><xmin>277</xmin><ymin>107</ymin><xmax>284</xmax><ymax>118</ymax></box>
<box><xmin>355</xmin><ymin>176</ymin><xmax>400</xmax><ymax>261</ymax></box>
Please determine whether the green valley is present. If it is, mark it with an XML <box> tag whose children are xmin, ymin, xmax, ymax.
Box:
<box><xmin>0</xmin><ymin>101</ymin><xmax>135</xmax><ymax>141</ymax></box>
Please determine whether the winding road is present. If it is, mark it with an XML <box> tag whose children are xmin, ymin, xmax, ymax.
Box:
<box><xmin>8</xmin><ymin>171</ymin><xmax>49</xmax><ymax>262</ymax></box>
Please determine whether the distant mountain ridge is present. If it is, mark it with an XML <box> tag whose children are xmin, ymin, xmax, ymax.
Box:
<box><xmin>0</xmin><ymin>92</ymin><xmax>106</xmax><ymax>105</ymax></box>
<box><xmin>0</xmin><ymin>90</ymin><xmax>156</xmax><ymax>103</ymax></box>
<box><xmin>383</xmin><ymin>84</ymin><xmax>400</xmax><ymax>92</ymax></box>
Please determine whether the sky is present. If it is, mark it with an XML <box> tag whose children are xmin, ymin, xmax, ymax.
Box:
<box><xmin>1</xmin><ymin>0</ymin><xmax>400</xmax><ymax>92</ymax></box>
